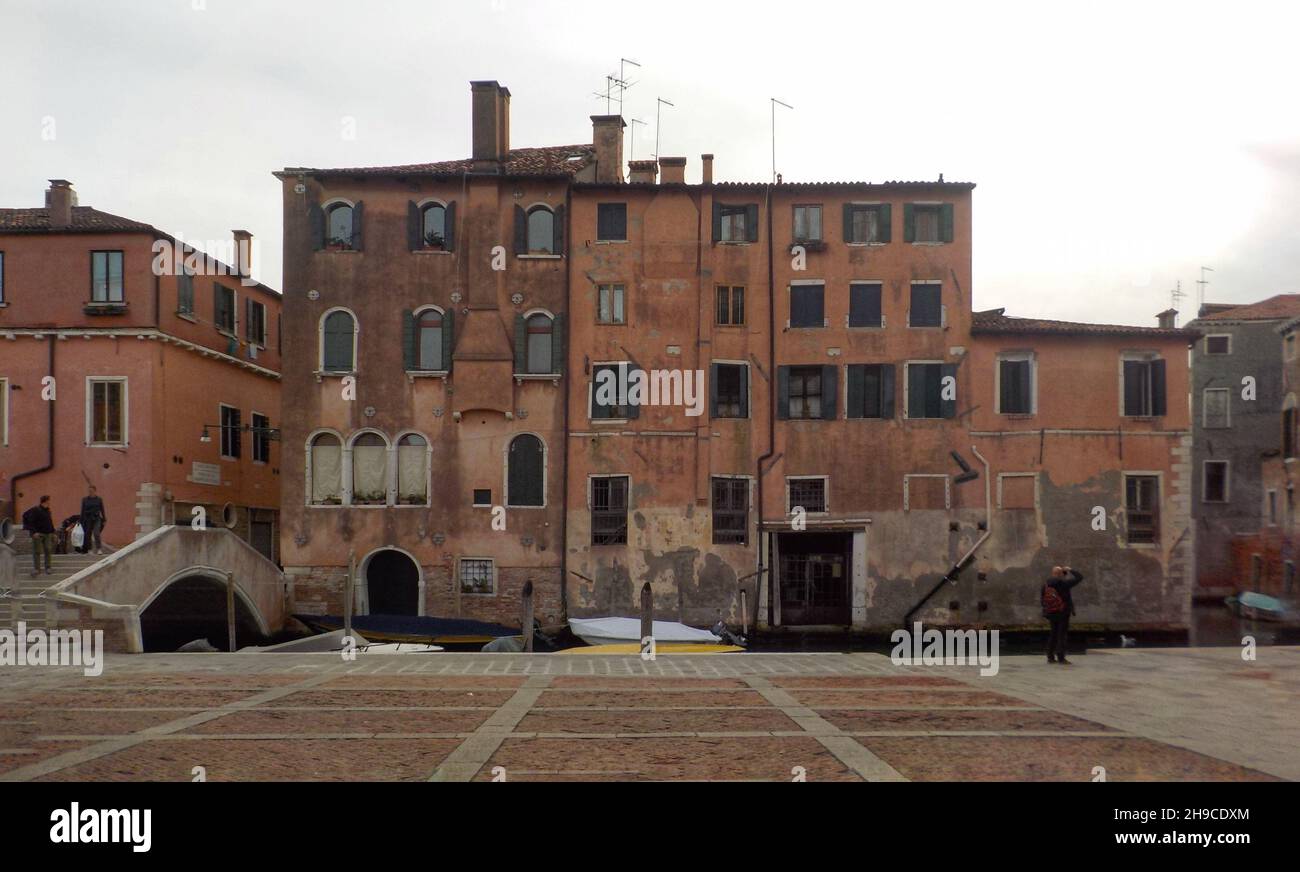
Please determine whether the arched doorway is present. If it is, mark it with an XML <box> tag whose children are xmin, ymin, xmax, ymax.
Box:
<box><xmin>139</xmin><ymin>573</ymin><xmax>263</xmax><ymax>652</ymax></box>
<box><xmin>364</xmin><ymin>549</ymin><xmax>421</xmax><ymax>615</ymax></box>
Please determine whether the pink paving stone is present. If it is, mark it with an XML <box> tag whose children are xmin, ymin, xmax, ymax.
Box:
<box><xmin>791</xmin><ymin>689</ymin><xmax>1027</xmax><ymax>708</ymax></box>
<box><xmin>264</xmin><ymin>689</ymin><xmax>514</xmax><ymax>708</ymax></box>
<box><xmin>516</xmin><ymin>708</ymin><xmax>800</xmax><ymax>734</ymax></box>
<box><xmin>183</xmin><ymin>708</ymin><xmax>490</xmax><ymax>734</ymax></box>
<box><xmin>821</xmin><ymin>708</ymin><xmax>1118</xmax><ymax>732</ymax></box>
<box><xmin>534</xmin><ymin>690</ymin><xmax>768</xmax><ymax>708</ymax></box>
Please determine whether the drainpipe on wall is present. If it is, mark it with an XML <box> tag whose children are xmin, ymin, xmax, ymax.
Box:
<box><xmin>755</xmin><ymin>183</ymin><xmax>776</xmax><ymax>629</ymax></box>
<box><xmin>559</xmin><ymin>180</ymin><xmax>572</xmax><ymax>621</ymax></box>
<box><xmin>9</xmin><ymin>337</ymin><xmax>55</xmax><ymax>522</ymax></box>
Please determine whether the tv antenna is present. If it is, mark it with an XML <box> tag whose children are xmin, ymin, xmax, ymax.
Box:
<box><xmin>591</xmin><ymin>75</ymin><xmax>616</xmax><ymax>114</ymax></box>
<box><xmin>1197</xmin><ymin>266</ymin><xmax>1214</xmax><ymax>308</ymax></box>
<box><xmin>616</xmin><ymin>58</ymin><xmax>640</xmax><ymax>118</ymax></box>
<box><xmin>771</xmin><ymin>97</ymin><xmax>793</xmax><ymax>183</ymax></box>
<box><xmin>1170</xmin><ymin>279</ymin><xmax>1185</xmax><ymax>314</ymax></box>
<box><xmin>654</xmin><ymin>97</ymin><xmax>674</xmax><ymax>161</ymax></box>
<box><xmin>629</xmin><ymin>118</ymin><xmax>646</xmax><ymax>162</ymax></box>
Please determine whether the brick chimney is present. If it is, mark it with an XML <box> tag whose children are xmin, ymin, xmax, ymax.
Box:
<box><xmin>628</xmin><ymin>159</ymin><xmax>658</xmax><ymax>184</ymax></box>
<box><xmin>701</xmin><ymin>154</ymin><xmax>714</xmax><ymax>184</ymax></box>
<box><xmin>470</xmin><ymin>80</ymin><xmax>511</xmax><ymax>170</ymax></box>
<box><xmin>232</xmin><ymin>230</ymin><xmax>253</xmax><ymax>277</ymax></box>
<box><xmin>45</xmin><ymin>179</ymin><xmax>76</xmax><ymax>229</ymax></box>
<box><xmin>591</xmin><ymin>115</ymin><xmax>626</xmax><ymax>183</ymax></box>
<box><xmin>1156</xmin><ymin>308</ymin><xmax>1178</xmax><ymax>329</ymax></box>
<box><xmin>659</xmin><ymin>156</ymin><xmax>686</xmax><ymax>184</ymax></box>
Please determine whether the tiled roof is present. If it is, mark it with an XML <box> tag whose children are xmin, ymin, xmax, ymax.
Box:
<box><xmin>283</xmin><ymin>144</ymin><xmax>597</xmax><ymax>178</ymax></box>
<box><xmin>0</xmin><ymin>206</ymin><xmax>155</xmax><ymax>234</ymax></box>
<box><xmin>1192</xmin><ymin>294</ymin><xmax>1300</xmax><ymax>322</ymax></box>
<box><xmin>972</xmin><ymin>308</ymin><xmax>1198</xmax><ymax>338</ymax></box>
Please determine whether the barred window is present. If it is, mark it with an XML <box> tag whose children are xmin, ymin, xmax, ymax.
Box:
<box><xmin>788</xmin><ymin>478</ymin><xmax>827</xmax><ymax>514</ymax></box>
<box><xmin>591</xmin><ymin>476</ymin><xmax>629</xmax><ymax>545</ymax></box>
<box><xmin>459</xmin><ymin>558</ymin><xmax>494</xmax><ymax>595</ymax></box>
<box><xmin>712</xmin><ymin>478</ymin><xmax>748</xmax><ymax>545</ymax></box>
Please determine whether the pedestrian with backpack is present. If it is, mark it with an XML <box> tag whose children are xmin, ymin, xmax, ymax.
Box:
<box><xmin>1042</xmin><ymin>565</ymin><xmax>1084</xmax><ymax>664</ymax></box>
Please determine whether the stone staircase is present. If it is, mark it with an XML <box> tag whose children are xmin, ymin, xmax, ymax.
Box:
<box><xmin>5</xmin><ymin>551</ymin><xmax>107</xmax><ymax>631</ymax></box>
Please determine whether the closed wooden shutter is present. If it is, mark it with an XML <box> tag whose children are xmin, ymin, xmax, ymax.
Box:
<box><xmin>441</xmin><ymin>308</ymin><xmax>454</xmax><ymax>372</ymax></box>
<box><xmin>903</xmin><ymin>203</ymin><xmax>915</xmax><ymax>243</ymax></box>
<box><xmin>402</xmin><ymin>310</ymin><xmax>417</xmax><ymax>370</ymax></box>
<box><xmin>846</xmin><ymin>365</ymin><xmax>865</xmax><ymax>418</ymax></box>
<box><xmin>940</xmin><ymin>363</ymin><xmax>958</xmax><ymax>419</ymax></box>
<box><xmin>1151</xmin><ymin>359</ymin><xmax>1167</xmax><ymax>416</ymax></box>
<box><xmin>821</xmin><ymin>365</ymin><xmax>838</xmax><ymax>420</ymax></box>
<box><xmin>514</xmin><ymin>315</ymin><xmax>527</xmax><ymax>373</ymax></box>
<box><xmin>553</xmin><ymin>204</ymin><xmax>565</xmax><ymax>254</ymax></box>
<box><xmin>407</xmin><ymin>201</ymin><xmax>420</xmax><ymax>251</ymax></box>
<box><xmin>513</xmin><ymin>205</ymin><xmax>527</xmax><ymax>254</ymax></box>
<box><xmin>309</xmin><ymin>203</ymin><xmax>324</xmax><ymax>250</ymax></box>
<box><xmin>351</xmin><ymin>201</ymin><xmax>364</xmax><ymax>251</ymax></box>
<box><xmin>745</xmin><ymin>204</ymin><xmax>759</xmax><ymax>242</ymax></box>
<box><xmin>776</xmin><ymin>366</ymin><xmax>789</xmax><ymax>420</ymax></box>
<box><xmin>879</xmin><ymin>203</ymin><xmax>892</xmax><ymax>242</ymax></box>
<box><xmin>444</xmin><ymin>201</ymin><xmax>456</xmax><ymax>251</ymax></box>
<box><xmin>941</xmin><ymin>203</ymin><xmax>954</xmax><ymax>242</ymax></box>
<box><xmin>551</xmin><ymin>313</ymin><xmax>565</xmax><ymax>374</ymax></box>
<box><xmin>711</xmin><ymin>202</ymin><xmax>722</xmax><ymax>241</ymax></box>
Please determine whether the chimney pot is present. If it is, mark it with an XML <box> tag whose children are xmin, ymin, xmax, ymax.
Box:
<box><xmin>701</xmin><ymin>154</ymin><xmax>714</xmax><ymax>185</ymax></box>
<box><xmin>46</xmin><ymin>179</ymin><xmax>75</xmax><ymax>229</ymax></box>
<box><xmin>659</xmin><ymin>156</ymin><xmax>686</xmax><ymax>185</ymax></box>
<box><xmin>1156</xmin><ymin>308</ymin><xmax>1178</xmax><ymax>329</ymax></box>
<box><xmin>232</xmin><ymin>230</ymin><xmax>253</xmax><ymax>277</ymax></box>
<box><xmin>628</xmin><ymin>159</ymin><xmax>658</xmax><ymax>185</ymax></box>
<box><xmin>591</xmin><ymin>115</ymin><xmax>627</xmax><ymax>183</ymax></box>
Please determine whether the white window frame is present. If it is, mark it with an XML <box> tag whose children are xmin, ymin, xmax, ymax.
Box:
<box><xmin>251</xmin><ymin>410</ymin><xmax>271</xmax><ymax>464</ymax></box>
<box><xmin>458</xmin><ymin>557</ymin><xmax>497</xmax><ymax>596</ymax></box>
<box><xmin>712</xmin><ymin>359</ymin><xmax>751</xmax><ymax>419</ymax></box>
<box><xmin>844</xmin><ymin>202</ymin><xmax>888</xmax><ymax>246</ymax></box>
<box><xmin>304</xmin><ymin>428</ymin><xmax>346</xmax><ymax>508</ymax></box>
<box><xmin>85</xmin><ymin>376</ymin><xmax>128</xmax><ymax>447</ymax></box>
<box><xmin>410</xmin><ymin>304</ymin><xmax>449</xmax><ymax>375</ymax></box>
<box><xmin>997</xmin><ymin>472</ymin><xmax>1039</xmax><ymax>510</ymax></box>
<box><xmin>523</xmin><ymin>203</ymin><xmax>559</xmax><ymax>257</ymax></box>
<box><xmin>415</xmin><ymin>198</ymin><xmax>450</xmax><ymax>253</ymax></box>
<box><xmin>1202</xmin><ymin>387</ymin><xmax>1231</xmax><ymax>429</ymax></box>
<box><xmin>1202</xmin><ymin>459</ymin><xmax>1230</xmax><ymax>504</ymax></box>
<box><xmin>846</xmin><ymin>279</ymin><xmax>886</xmax><ymax>329</ymax></box>
<box><xmin>346</xmin><ymin>428</ymin><xmax>394</xmax><ymax>507</ymax></box>
<box><xmin>318</xmin><ymin>306</ymin><xmax>359</xmax><ymax>374</ymax></box>
<box><xmin>1122</xmin><ymin>470</ymin><xmax>1163</xmax><ymax>548</ymax></box>
<box><xmin>218</xmin><ymin>403</ymin><xmax>241</xmax><ymax>460</ymax></box>
<box><xmin>521</xmin><ymin>308</ymin><xmax>558</xmax><ymax>376</ymax></box>
<box><xmin>504</xmin><ymin>431</ymin><xmax>548</xmax><ymax>509</ymax></box>
<box><xmin>994</xmin><ymin>351</ymin><xmax>1037</xmax><ymax>415</ymax></box>
<box><xmin>1119</xmin><ymin>351</ymin><xmax>1161</xmax><ymax>417</ymax></box>
<box><xmin>215</xmin><ymin>283</ymin><xmax>238</xmax><ymax>337</ymax></box>
<box><xmin>246</xmin><ymin>298</ymin><xmax>268</xmax><ymax>348</ymax></box>
<box><xmin>595</xmin><ymin>283</ymin><xmax>626</xmax><ymax>325</ymax></box>
<box><xmin>907</xmin><ymin>281</ymin><xmax>945</xmax><ymax>328</ymax></box>
<box><xmin>785</xmin><ymin>475</ymin><xmax>829</xmax><ymax>515</ymax></box>
<box><xmin>902</xmin><ymin>359</ymin><xmax>945</xmax><ymax>420</ymax></box>
<box><xmin>393</xmin><ymin>430</ymin><xmax>433</xmax><ymax>508</ymax></box>
<box><xmin>903</xmin><ymin>473</ymin><xmax>951</xmax><ymax>511</ymax></box>
<box><xmin>787</xmin><ymin>279</ymin><xmax>827</xmax><ymax>329</ymax></box>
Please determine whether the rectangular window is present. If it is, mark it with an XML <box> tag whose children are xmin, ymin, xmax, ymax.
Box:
<box><xmin>844</xmin><ymin>204</ymin><xmax>889</xmax><ymax>244</ymax></box>
<box><xmin>846</xmin><ymin>364</ymin><xmax>893</xmax><ymax>419</ymax></box>
<box><xmin>1122</xmin><ymin>356</ymin><xmax>1167</xmax><ymax>416</ymax></box>
<box><xmin>906</xmin><ymin>362</ymin><xmax>955</xmax><ymax>419</ymax></box>
<box><xmin>252</xmin><ymin>412</ymin><xmax>271</xmax><ymax>463</ymax></box>
<box><xmin>90</xmin><ymin>251</ymin><xmax>124</xmax><ymax>302</ymax></box>
<box><xmin>1205</xmin><ymin>334</ymin><xmax>1231</xmax><ymax>355</ymax></box>
<box><xmin>0</xmin><ymin>378</ymin><xmax>8</xmax><ymax>446</ymax></box>
<box><xmin>790</xmin><ymin>283</ymin><xmax>825</xmax><ymax>328</ymax></box>
<box><xmin>793</xmin><ymin>205</ymin><xmax>822</xmax><ymax>242</ymax></box>
<box><xmin>1000</xmin><ymin>475</ymin><xmax>1037</xmax><ymax>510</ymax></box>
<box><xmin>1203</xmin><ymin>461</ymin><xmax>1229</xmax><ymax>503</ymax></box>
<box><xmin>88</xmin><ymin>378</ymin><xmax>126</xmax><ymax>445</ymax></box>
<box><xmin>1125</xmin><ymin>475</ymin><xmax>1160</xmax><ymax>544</ymax></box>
<box><xmin>711</xmin><ymin>477</ymin><xmax>749</xmax><ymax>545</ymax></box>
<box><xmin>1268</xmin><ymin>490</ymin><xmax>1278</xmax><ymax>524</ymax></box>
<box><xmin>459</xmin><ymin>558</ymin><xmax>495</xmax><ymax>595</ymax></box>
<box><xmin>1</xmin><ymin>251</ymin><xmax>7</xmax><ymax>302</ymax></box>
<box><xmin>713</xmin><ymin>363</ymin><xmax>748</xmax><ymax>418</ymax></box>
<box><xmin>591</xmin><ymin>476</ymin><xmax>629</xmax><ymax>545</ymax></box>
<box><xmin>1203</xmin><ymin>388</ymin><xmax>1230</xmax><ymax>429</ymax></box>
<box><xmin>220</xmin><ymin>404</ymin><xmax>242</xmax><ymax>459</ymax></box>
<box><xmin>473</xmin><ymin>488</ymin><xmax>492</xmax><ymax>507</ymax></box>
<box><xmin>1286</xmin><ymin>408</ymin><xmax>1297</xmax><ymax>459</ymax></box>
<box><xmin>787</xmin><ymin>477</ymin><xmax>827</xmax><ymax>514</ymax></box>
<box><xmin>245</xmin><ymin>299</ymin><xmax>267</xmax><ymax>346</ymax></box>
<box><xmin>998</xmin><ymin>355</ymin><xmax>1034</xmax><ymax>414</ymax></box>
<box><xmin>848</xmin><ymin>282</ymin><xmax>883</xmax><ymax>328</ymax></box>
<box><xmin>597</xmin><ymin>283</ymin><xmax>625</xmax><ymax>324</ymax></box>
<box><xmin>597</xmin><ymin>203</ymin><xmax>627</xmax><ymax>241</ymax></box>
<box><xmin>214</xmin><ymin>284</ymin><xmax>236</xmax><ymax>334</ymax></box>
<box><xmin>590</xmin><ymin>363</ymin><xmax>638</xmax><ymax>420</ymax></box>
<box><xmin>909</xmin><ymin>282</ymin><xmax>943</xmax><ymax>327</ymax></box>
<box><xmin>787</xmin><ymin>366</ymin><xmax>823</xmax><ymax>420</ymax></box>
<box><xmin>716</xmin><ymin>285</ymin><xmax>745</xmax><ymax>326</ymax></box>
<box><xmin>177</xmin><ymin>270</ymin><xmax>194</xmax><ymax>315</ymax></box>
<box><xmin>719</xmin><ymin>204</ymin><xmax>750</xmax><ymax>242</ymax></box>
<box><xmin>908</xmin><ymin>203</ymin><xmax>953</xmax><ymax>243</ymax></box>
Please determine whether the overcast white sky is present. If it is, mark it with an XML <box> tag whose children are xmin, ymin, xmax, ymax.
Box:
<box><xmin>3</xmin><ymin>0</ymin><xmax>1298</xmax><ymax>325</ymax></box>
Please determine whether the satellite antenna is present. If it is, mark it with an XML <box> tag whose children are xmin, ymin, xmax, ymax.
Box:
<box><xmin>654</xmin><ymin>97</ymin><xmax>674</xmax><ymax>161</ymax></box>
<box><xmin>771</xmin><ymin>97</ymin><xmax>793</xmax><ymax>183</ymax></box>
<box><xmin>629</xmin><ymin>118</ymin><xmax>646</xmax><ymax>162</ymax></box>
<box><xmin>1197</xmin><ymin>266</ymin><xmax>1214</xmax><ymax>308</ymax></box>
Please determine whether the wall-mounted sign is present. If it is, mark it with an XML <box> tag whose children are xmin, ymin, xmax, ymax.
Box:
<box><xmin>191</xmin><ymin>461</ymin><xmax>221</xmax><ymax>486</ymax></box>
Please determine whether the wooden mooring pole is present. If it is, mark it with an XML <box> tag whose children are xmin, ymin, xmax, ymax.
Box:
<box><xmin>640</xmin><ymin>582</ymin><xmax>653</xmax><ymax>654</ymax></box>
<box><xmin>521</xmin><ymin>580</ymin><xmax>535</xmax><ymax>652</ymax></box>
<box><xmin>345</xmin><ymin>549</ymin><xmax>356</xmax><ymax>641</ymax></box>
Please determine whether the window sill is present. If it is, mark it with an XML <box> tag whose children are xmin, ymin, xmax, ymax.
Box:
<box><xmin>314</xmin><ymin>370</ymin><xmax>357</xmax><ymax>381</ymax></box>
<box><xmin>594</xmin><ymin>239</ymin><xmax>627</xmax><ymax>245</ymax></box>
<box><xmin>87</xmin><ymin>442</ymin><xmax>128</xmax><ymax>448</ymax></box>
<box><xmin>515</xmin><ymin>373</ymin><xmax>561</xmax><ymax>384</ymax></box>
<box><xmin>910</xmin><ymin>241</ymin><xmax>946</xmax><ymax>246</ymax></box>
<box><xmin>518</xmin><ymin>253</ymin><xmax>562</xmax><ymax>260</ymax></box>
<box><xmin>406</xmin><ymin>370</ymin><xmax>449</xmax><ymax>380</ymax></box>
<box><xmin>176</xmin><ymin>311</ymin><xmax>198</xmax><ymax>322</ymax></box>
<box><xmin>790</xmin><ymin>240</ymin><xmax>825</xmax><ymax>251</ymax></box>
<box><xmin>393</xmin><ymin>503</ymin><xmax>432</xmax><ymax>508</ymax></box>
<box><xmin>0</xmin><ymin>302</ymin><xmax>9</xmax><ymax>308</ymax></box>
<box><xmin>847</xmin><ymin>324</ymin><xmax>885</xmax><ymax>330</ymax></box>
<box><xmin>1122</xmin><ymin>542</ymin><xmax>1159</xmax><ymax>549</ymax></box>
<box><xmin>320</xmin><ymin>248</ymin><xmax>360</xmax><ymax>254</ymax></box>
<box><xmin>906</xmin><ymin>324</ymin><xmax>944</xmax><ymax>330</ymax></box>
<box><xmin>1000</xmin><ymin>413</ymin><xmax>1035</xmax><ymax>419</ymax></box>
<box><xmin>506</xmin><ymin>503</ymin><xmax>547</xmax><ymax>510</ymax></box>
<box><xmin>715</xmin><ymin>323</ymin><xmax>747</xmax><ymax>329</ymax></box>
<box><xmin>413</xmin><ymin>249</ymin><xmax>452</xmax><ymax>256</ymax></box>
<box><xmin>84</xmin><ymin>302</ymin><xmax>127</xmax><ymax>315</ymax></box>
<box><xmin>1122</xmin><ymin>416</ymin><xmax>1160</xmax><ymax>422</ymax></box>
<box><xmin>460</xmin><ymin>590</ymin><xmax>498</xmax><ymax>597</ymax></box>
<box><xmin>596</xmin><ymin>321</ymin><xmax>628</xmax><ymax>327</ymax></box>
<box><xmin>590</xmin><ymin>418</ymin><xmax>629</xmax><ymax>425</ymax></box>
<box><xmin>716</xmin><ymin>240</ymin><xmax>753</xmax><ymax>246</ymax></box>
<box><xmin>845</xmin><ymin>242</ymin><xmax>888</xmax><ymax>248</ymax></box>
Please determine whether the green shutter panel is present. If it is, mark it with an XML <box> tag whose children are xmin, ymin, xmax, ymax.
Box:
<box><xmin>739</xmin><ymin>365</ymin><xmax>749</xmax><ymax>419</ymax></box>
<box><xmin>351</xmin><ymin>201</ymin><xmax>364</xmax><ymax>251</ymax></box>
<box><xmin>244</xmin><ymin>297</ymin><xmax>252</xmax><ymax>340</ymax></box>
<box><xmin>1151</xmin><ymin>359</ymin><xmax>1168</xmax><ymax>416</ymax></box>
<box><xmin>441</xmin><ymin>308</ymin><xmax>454</xmax><ymax>371</ymax></box>
<box><xmin>407</xmin><ymin>201</ymin><xmax>420</xmax><ymax>251</ymax></box>
<box><xmin>514</xmin><ymin>314</ymin><xmax>527</xmax><ymax>373</ymax></box>
<box><xmin>880</xmin><ymin>204</ymin><xmax>892</xmax><ymax>243</ymax></box>
<box><xmin>846</xmin><ymin>365</ymin><xmax>865</xmax><ymax>419</ymax></box>
<box><xmin>627</xmin><ymin>366</ymin><xmax>641</xmax><ymax>419</ymax></box>
<box><xmin>213</xmin><ymin>285</ymin><xmax>222</xmax><ymax>328</ymax></box>
<box><xmin>821</xmin><ymin>365</ymin><xmax>838</xmax><ymax>420</ymax></box>
<box><xmin>309</xmin><ymin>203</ymin><xmax>324</xmax><ymax>250</ymax></box>
<box><xmin>402</xmin><ymin>310</ymin><xmax>417</xmax><ymax>370</ymax></box>
<box><xmin>903</xmin><ymin>203</ymin><xmax>915</xmax><ymax>243</ymax></box>
<box><xmin>513</xmin><ymin>205</ymin><xmax>527</xmax><ymax>254</ymax></box>
<box><xmin>444</xmin><ymin>201</ymin><xmax>456</xmax><ymax>251</ymax></box>
<box><xmin>776</xmin><ymin>366</ymin><xmax>789</xmax><ymax>420</ymax></box>
<box><xmin>745</xmin><ymin>204</ymin><xmax>759</xmax><ymax>242</ymax></box>
<box><xmin>551</xmin><ymin>313</ymin><xmax>564</xmax><ymax>374</ymax></box>
<box><xmin>709</xmin><ymin>363</ymin><xmax>719</xmax><ymax>419</ymax></box>
<box><xmin>553</xmin><ymin>204</ymin><xmax>565</xmax><ymax>254</ymax></box>
<box><xmin>941</xmin><ymin>203</ymin><xmax>954</xmax><ymax>243</ymax></box>
<box><xmin>881</xmin><ymin>364</ymin><xmax>896</xmax><ymax>418</ymax></box>
<box><xmin>940</xmin><ymin>363</ymin><xmax>958</xmax><ymax>419</ymax></box>
<box><xmin>711</xmin><ymin>202</ymin><xmax>722</xmax><ymax>242</ymax></box>
<box><xmin>842</xmin><ymin>204</ymin><xmax>854</xmax><ymax>243</ymax></box>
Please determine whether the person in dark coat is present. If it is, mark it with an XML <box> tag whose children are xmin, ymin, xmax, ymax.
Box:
<box><xmin>79</xmin><ymin>484</ymin><xmax>107</xmax><ymax>555</ymax></box>
<box><xmin>1042</xmin><ymin>565</ymin><xmax>1084</xmax><ymax>664</ymax></box>
<box><xmin>21</xmin><ymin>495</ymin><xmax>56</xmax><ymax>576</ymax></box>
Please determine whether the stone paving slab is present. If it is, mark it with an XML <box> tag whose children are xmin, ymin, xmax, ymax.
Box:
<box><xmin>0</xmin><ymin>648</ymin><xmax>1295</xmax><ymax>782</ymax></box>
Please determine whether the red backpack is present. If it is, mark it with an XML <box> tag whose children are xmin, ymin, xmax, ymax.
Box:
<box><xmin>1042</xmin><ymin>583</ymin><xmax>1067</xmax><ymax>615</ymax></box>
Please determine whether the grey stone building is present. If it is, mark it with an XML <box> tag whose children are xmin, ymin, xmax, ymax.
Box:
<box><xmin>1188</xmin><ymin>295</ymin><xmax>1300</xmax><ymax>598</ymax></box>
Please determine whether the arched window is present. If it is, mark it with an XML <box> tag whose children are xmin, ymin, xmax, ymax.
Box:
<box><xmin>309</xmin><ymin>433</ymin><xmax>343</xmax><ymax>505</ymax></box>
<box><xmin>421</xmin><ymin>203</ymin><xmax>446</xmax><ymax>249</ymax></box>
<box><xmin>396</xmin><ymin>434</ymin><xmax>428</xmax><ymax>504</ymax></box>
<box><xmin>418</xmin><ymin>309</ymin><xmax>443</xmax><ymax>371</ymax></box>
<box><xmin>351</xmin><ymin>432</ymin><xmax>389</xmax><ymax>505</ymax></box>
<box><xmin>507</xmin><ymin>434</ymin><xmax>545</xmax><ymax>507</ymax></box>
<box><xmin>526</xmin><ymin>313</ymin><xmax>553</xmax><ymax>374</ymax></box>
<box><xmin>326</xmin><ymin>203</ymin><xmax>354</xmax><ymax>249</ymax></box>
<box><xmin>527</xmin><ymin>207</ymin><xmax>555</xmax><ymax>254</ymax></box>
<box><xmin>321</xmin><ymin>310</ymin><xmax>356</xmax><ymax>372</ymax></box>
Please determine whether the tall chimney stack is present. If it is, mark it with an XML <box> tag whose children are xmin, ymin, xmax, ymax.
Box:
<box><xmin>470</xmin><ymin>80</ymin><xmax>511</xmax><ymax>170</ymax></box>
<box><xmin>1156</xmin><ymin>308</ymin><xmax>1178</xmax><ymax>329</ymax></box>
<box><xmin>232</xmin><ymin>230</ymin><xmax>253</xmax><ymax>277</ymax></box>
<box><xmin>591</xmin><ymin>115</ymin><xmax>626</xmax><ymax>183</ymax></box>
<box><xmin>701</xmin><ymin>154</ymin><xmax>714</xmax><ymax>184</ymax></box>
<box><xmin>628</xmin><ymin>160</ymin><xmax>658</xmax><ymax>184</ymax></box>
<box><xmin>46</xmin><ymin>179</ymin><xmax>75</xmax><ymax>229</ymax></box>
<box><xmin>658</xmin><ymin>157</ymin><xmax>686</xmax><ymax>184</ymax></box>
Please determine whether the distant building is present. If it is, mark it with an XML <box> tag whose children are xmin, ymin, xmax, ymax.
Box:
<box><xmin>0</xmin><ymin>180</ymin><xmax>282</xmax><ymax>560</ymax></box>
<box><xmin>1186</xmin><ymin>295</ymin><xmax>1300</xmax><ymax>598</ymax></box>
<box><xmin>1246</xmin><ymin>313</ymin><xmax>1300</xmax><ymax>599</ymax></box>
